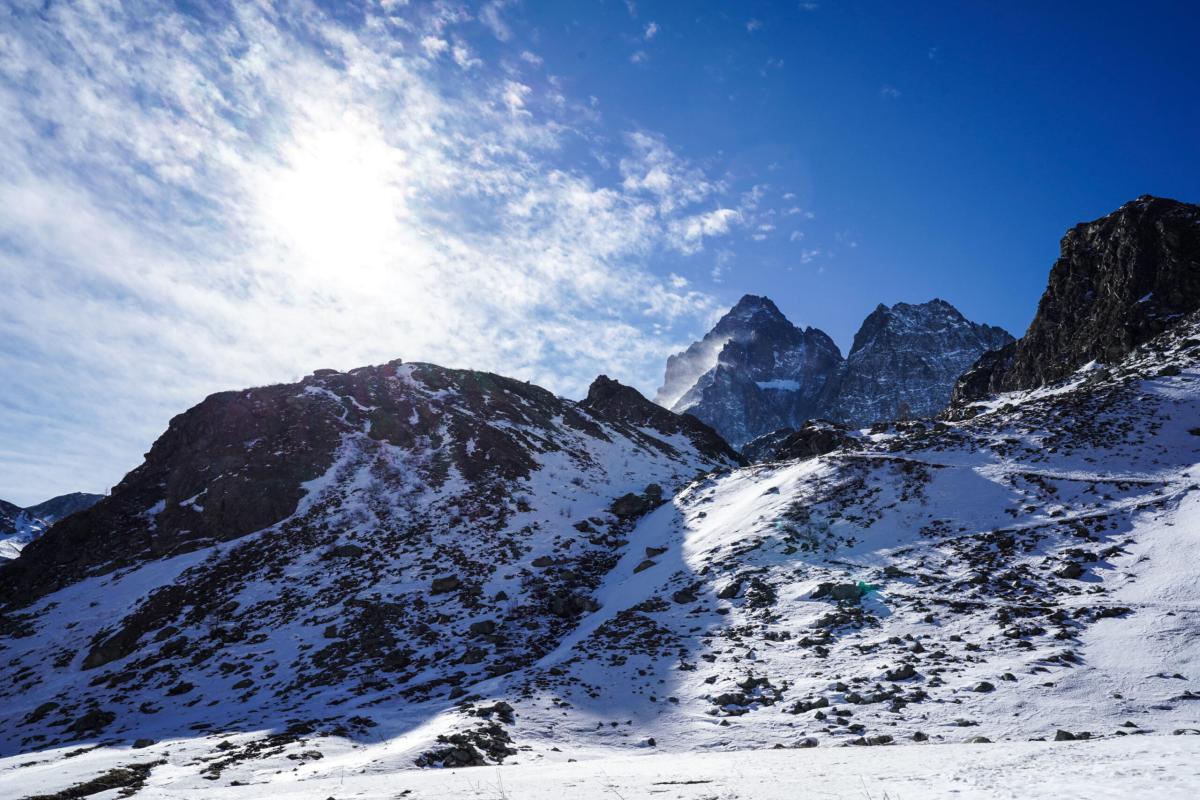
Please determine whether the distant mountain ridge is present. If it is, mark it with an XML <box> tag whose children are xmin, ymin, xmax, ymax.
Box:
<box><xmin>656</xmin><ymin>295</ymin><xmax>1012</xmax><ymax>447</ymax></box>
<box><xmin>0</xmin><ymin>492</ymin><xmax>104</xmax><ymax>560</ymax></box>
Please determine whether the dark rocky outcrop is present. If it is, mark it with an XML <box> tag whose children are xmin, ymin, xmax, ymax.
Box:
<box><xmin>752</xmin><ymin>420</ymin><xmax>860</xmax><ymax>463</ymax></box>
<box><xmin>0</xmin><ymin>499</ymin><xmax>22</xmax><ymax>537</ymax></box>
<box><xmin>739</xmin><ymin>428</ymin><xmax>797</xmax><ymax>463</ymax></box>
<box><xmin>581</xmin><ymin>375</ymin><xmax>742</xmax><ymax>465</ymax></box>
<box><xmin>954</xmin><ymin>196</ymin><xmax>1200</xmax><ymax>403</ymax></box>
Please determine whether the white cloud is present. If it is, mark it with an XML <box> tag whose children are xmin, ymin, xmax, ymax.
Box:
<box><xmin>746</xmin><ymin>18</ymin><xmax>763</xmax><ymax>33</ymax></box>
<box><xmin>710</xmin><ymin>249</ymin><xmax>734</xmax><ymax>283</ymax></box>
<box><xmin>881</xmin><ymin>84</ymin><xmax>902</xmax><ymax>99</ymax></box>
<box><xmin>520</xmin><ymin>50</ymin><xmax>543</xmax><ymax>66</ymax></box>
<box><xmin>479</xmin><ymin>1</ymin><xmax>513</xmax><ymax>41</ymax></box>
<box><xmin>502</xmin><ymin>79</ymin><xmax>532</xmax><ymax>115</ymax></box>
<box><xmin>0</xmin><ymin>0</ymin><xmax>739</xmax><ymax>503</ymax></box>
<box><xmin>630</xmin><ymin>50</ymin><xmax>648</xmax><ymax>64</ymax></box>
<box><xmin>670</xmin><ymin>209</ymin><xmax>742</xmax><ymax>254</ymax></box>
<box><xmin>420</xmin><ymin>35</ymin><xmax>449</xmax><ymax>57</ymax></box>
<box><xmin>452</xmin><ymin>42</ymin><xmax>482</xmax><ymax>69</ymax></box>
<box><xmin>644</xmin><ymin>22</ymin><xmax>659</xmax><ymax>40</ymax></box>
<box><xmin>619</xmin><ymin>131</ymin><xmax>718</xmax><ymax>213</ymax></box>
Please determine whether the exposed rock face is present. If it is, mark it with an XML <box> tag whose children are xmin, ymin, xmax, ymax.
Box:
<box><xmin>745</xmin><ymin>419</ymin><xmax>860</xmax><ymax>463</ymax></box>
<box><xmin>830</xmin><ymin>300</ymin><xmax>1012</xmax><ymax>425</ymax></box>
<box><xmin>739</xmin><ymin>428</ymin><xmax>797</xmax><ymax>463</ymax></box>
<box><xmin>659</xmin><ymin>295</ymin><xmax>1010</xmax><ymax>447</ymax></box>
<box><xmin>0</xmin><ymin>500</ymin><xmax>21</xmax><ymax>536</ymax></box>
<box><xmin>581</xmin><ymin>375</ymin><xmax>743</xmax><ymax>465</ymax></box>
<box><xmin>656</xmin><ymin>295</ymin><xmax>843</xmax><ymax>448</ymax></box>
<box><xmin>953</xmin><ymin>195</ymin><xmax>1200</xmax><ymax>403</ymax></box>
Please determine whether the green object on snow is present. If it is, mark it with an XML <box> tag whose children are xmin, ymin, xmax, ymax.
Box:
<box><xmin>856</xmin><ymin>581</ymin><xmax>879</xmax><ymax>596</ymax></box>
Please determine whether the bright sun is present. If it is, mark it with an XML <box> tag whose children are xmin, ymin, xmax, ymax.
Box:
<box><xmin>256</xmin><ymin>116</ymin><xmax>404</xmax><ymax>285</ymax></box>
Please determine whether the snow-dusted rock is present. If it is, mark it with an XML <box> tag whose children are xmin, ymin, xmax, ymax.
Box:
<box><xmin>657</xmin><ymin>294</ymin><xmax>1010</xmax><ymax>447</ymax></box>
<box><xmin>656</xmin><ymin>295</ymin><xmax>843</xmax><ymax>448</ymax></box>
<box><xmin>954</xmin><ymin>195</ymin><xmax>1200</xmax><ymax>403</ymax></box>
<box><xmin>830</xmin><ymin>299</ymin><xmax>1012</xmax><ymax>426</ymax></box>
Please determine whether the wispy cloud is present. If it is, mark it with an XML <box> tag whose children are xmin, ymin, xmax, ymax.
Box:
<box><xmin>479</xmin><ymin>0</ymin><xmax>514</xmax><ymax>41</ymax></box>
<box><xmin>880</xmin><ymin>84</ymin><xmax>902</xmax><ymax>99</ymax></box>
<box><xmin>0</xmin><ymin>1</ymin><xmax>737</xmax><ymax>503</ymax></box>
<box><xmin>644</xmin><ymin>22</ymin><xmax>659</xmax><ymax>40</ymax></box>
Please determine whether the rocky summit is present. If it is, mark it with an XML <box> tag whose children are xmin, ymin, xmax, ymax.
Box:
<box><xmin>829</xmin><ymin>299</ymin><xmax>1013</xmax><ymax>426</ymax></box>
<box><xmin>655</xmin><ymin>295</ymin><xmax>844</xmax><ymax>448</ymax></box>
<box><xmin>657</xmin><ymin>295</ymin><xmax>1011</xmax><ymax>448</ymax></box>
<box><xmin>954</xmin><ymin>195</ymin><xmax>1200</xmax><ymax>404</ymax></box>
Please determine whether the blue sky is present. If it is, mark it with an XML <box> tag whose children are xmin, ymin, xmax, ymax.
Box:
<box><xmin>1</xmin><ymin>0</ymin><xmax>1197</xmax><ymax>505</ymax></box>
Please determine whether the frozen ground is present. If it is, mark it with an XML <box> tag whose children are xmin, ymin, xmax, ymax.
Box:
<box><xmin>2</xmin><ymin>736</ymin><xmax>1198</xmax><ymax>799</ymax></box>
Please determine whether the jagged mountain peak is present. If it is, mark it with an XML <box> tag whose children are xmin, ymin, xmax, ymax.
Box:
<box><xmin>659</xmin><ymin>294</ymin><xmax>1011</xmax><ymax>447</ymax></box>
<box><xmin>720</xmin><ymin>294</ymin><xmax>789</xmax><ymax>325</ymax></box>
<box><xmin>850</xmin><ymin>298</ymin><xmax>1008</xmax><ymax>353</ymax></box>
<box><xmin>654</xmin><ymin>295</ymin><xmax>825</xmax><ymax>411</ymax></box>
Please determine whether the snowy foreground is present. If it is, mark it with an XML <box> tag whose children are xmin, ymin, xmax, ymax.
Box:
<box><xmin>2</xmin><ymin>736</ymin><xmax>1198</xmax><ymax>799</ymax></box>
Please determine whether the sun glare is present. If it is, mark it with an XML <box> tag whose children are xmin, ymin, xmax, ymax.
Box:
<box><xmin>256</xmin><ymin>118</ymin><xmax>404</xmax><ymax>285</ymax></box>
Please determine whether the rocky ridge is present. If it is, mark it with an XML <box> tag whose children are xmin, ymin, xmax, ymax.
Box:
<box><xmin>658</xmin><ymin>296</ymin><xmax>1011</xmax><ymax>448</ymax></box>
<box><xmin>0</xmin><ymin>362</ymin><xmax>737</xmax><ymax>766</ymax></box>
<box><xmin>954</xmin><ymin>195</ymin><xmax>1200</xmax><ymax>403</ymax></box>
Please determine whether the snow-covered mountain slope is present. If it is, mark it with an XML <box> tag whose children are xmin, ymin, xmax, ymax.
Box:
<box><xmin>3</xmin><ymin>314</ymin><xmax>1199</xmax><ymax>794</ymax></box>
<box><xmin>658</xmin><ymin>295</ymin><xmax>1010</xmax><ymax>448</ymax></box>
<box><xmin>0</xmin><ymin>493</ymin><xmax>102</xmax><ymax>560</ymax></box>
<box><xmin>0</xmin><ymin>362</ymin><xmax>738</xmax><ymax>766</ymax></box>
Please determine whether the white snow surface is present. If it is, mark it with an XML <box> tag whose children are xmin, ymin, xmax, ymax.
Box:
<box><xmin>1</xmin><ymin>736</ymin><xmax>1197</xmax><ymax>799</ymax></box>
<box><xmin>755</xmin><ymin>378</ymin><xmax>801</xmax><ymax>391</ymax></box>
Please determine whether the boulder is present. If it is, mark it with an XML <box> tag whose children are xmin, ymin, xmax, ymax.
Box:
<box><xmin>431</xmin><ymin>576</ymin><xmax>461</xmax><ymax>594</ymax></box>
